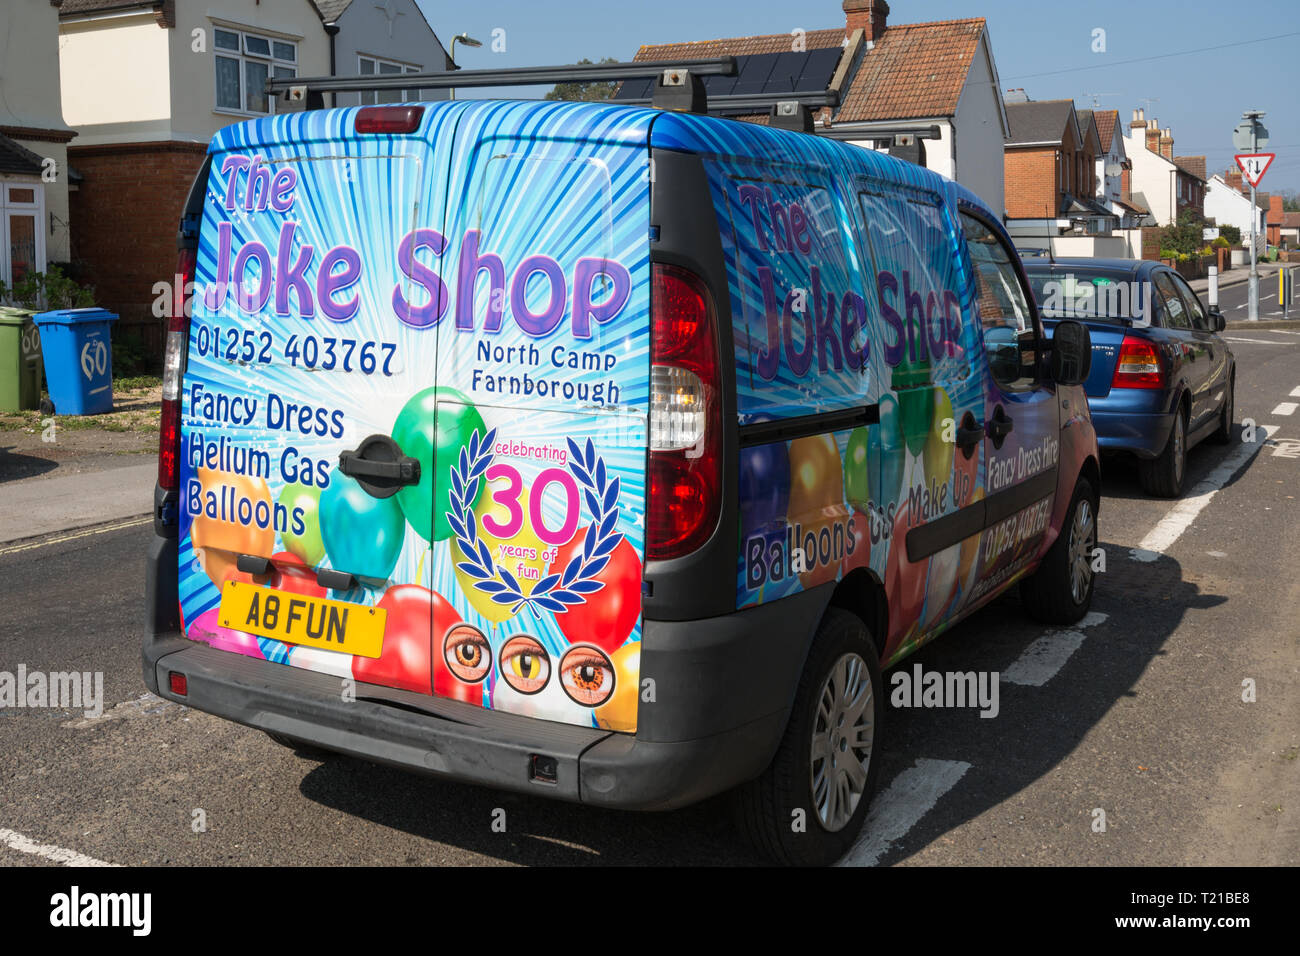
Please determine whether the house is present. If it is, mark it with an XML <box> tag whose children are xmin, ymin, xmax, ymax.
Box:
<box><xmin>1205</xmin><ymin>173</ymin><xmax>1267</xmax><ymax>247</ymax></box>
<box><xmin>1281</xmin><ymin>212</ymin><xmax>1300</xmax><ymax>248</ymax></box>
<box><xmin>0</xmin><ymin>0</ymin><xmax>78</xmax><ymax>289</ymax></box>
<box><xmin>1001</xmin><ymin>96</ymin><xmax>1135</xmax><ymax>255</ymax></box>
<box><xmin>57</xmin><ymin>0</ymin><xmax>450</xmax><ymax>358</ymax></box>
<box><xmin>315</xmin><ymin>0</ymin><xmax>452</xmax><ymax>107</ymax></box>
<box><xmin>627</xmin><ymin>1</ymin><xmax>1010</xmax><ymax>211</ymax></box>
<box><xmin>1089</xmin><ymin>108</ymin><xmax>1146</xmax><ymax>228</ymax></box>
<box><xmin>1266</xmin><ymin>194</ymin><xmax>1284</xmax><ymax>247</ymax></box>
<box><xmin>1123</xmin><ymin>108</ymin><xmax>1202</xmax><ymax>227</ymax></box>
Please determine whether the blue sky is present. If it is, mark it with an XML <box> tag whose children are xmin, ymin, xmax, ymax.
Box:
<box><xmin>415</xmin><ymin>0</ymin><xmax>1299</xmax><ymax>192</ymax></box>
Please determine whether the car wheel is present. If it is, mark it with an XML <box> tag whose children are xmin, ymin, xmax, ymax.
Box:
<box><xmin>1210</xmin><ymin>374</ymin><xmax>1234</xmax><ymax>445</ymax></box>
<box><xmin>1020</xmin><ymin>476</ymin><xmax>1098</xmax><ymax>625</ymax></box>
<box><xmin>733</xmin><ymin>608</ymin><xmax>882</xmax><ymax>866</ymax></box>
<box><xmin>1138</xmin><ymin>406</ymin><xmax>1187</xmax><ymax>497</ymax></box>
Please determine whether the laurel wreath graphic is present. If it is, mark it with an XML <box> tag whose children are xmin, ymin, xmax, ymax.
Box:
<box><xmin>447</xmin><ymin>429</ymin><xmax>624</xmax><ymax>618</ymax></box>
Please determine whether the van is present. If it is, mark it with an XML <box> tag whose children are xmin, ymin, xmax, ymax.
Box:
<box><xmin>143</xmin><ymin>62</ymin><xmax>1099</xmax><ymax>866</ymax></box>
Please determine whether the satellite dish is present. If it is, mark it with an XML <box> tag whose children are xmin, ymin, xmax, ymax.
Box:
<box><xmin>1105</xmin><ymin>161</ymin><xmax>1123</xmax><ymax>178</ymax></box>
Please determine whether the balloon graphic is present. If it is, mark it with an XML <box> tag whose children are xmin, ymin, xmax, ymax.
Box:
<box><xmin>554</xmin><ymin>529</ymin><xmax>641</xmax><ymax>653</ymax></box>
<box><xmin>843</xmin><ymin>427</ymin><xmax>871</xmax><ymax>511</ymax></box>
<box><xmin>792</xmin><ymin>508</ymin><xmax>851</xmax><ymax>590</ymax></box>
<box><xmin>841</xmin><ymin>509</ymin><xmax>872</xmax><ymax>575</ymax></box>
<box><xmin>278</xmin><ymin>482</ymin><xmax>325</xmax><ymax>567</ymax></box>
<box><xmin>594</xmin><ymin>642</ymin><xmax>641</xmax><ymax>732</ymax></box>
<box><xmin>269</xmin><ymin>551</ymin><xmax>326</xmax><ymax>598</ymax></box>
<box><xmin>924</xmin><ymin>543</ymin><xmax>961</xmax><ymax>630</ymax></box>
<box><xmin>787</xmin><ymin>434</ymin><xmax>843</xmax><ymax>522</ymax></box>
<box><xmin>452</xmin><ymin>481</ymin><xmax>552</xmax><ymax>625</ymax></box>
<box><xmin>391</xmin><ymin>387</ymin><xmax>486</xmax><ymax>542</ymax></box>
<box><xmin>189</xmin><ymin>467</ymin><xmax>276</xmax><ymax>590</ymax></box>
<box><xmin>923</xmin><ymin>388</ymin><xmax>956</xmax><ymax>500</ymax></box>
<box><xmin>739</xmin><ymin>440</ymin><xmax>791</xmax><ymax>543</ymax></box>
<box><xmin>320</xmin><ymin>474</ymin><xmax>406</xmax><ymax>583</ymax></box>
<box><xmin>885</xmin><ymin>504</ymin><xmax>927</xmax><ymax>641</ymax></box>
<box><xmin>351</xmin><ymin>584</ymin><xmax>457</xmax><ymax>695</ymax></box>
<box><xmin>868</xmin><ymin>394</ymin><xmax>906</xmax><ymax>508</ymax></box>
<box><xmin>897</xmin><ymin>386</ymin><xmax>933</xmax><ymax>458</ymax></box>
<box><xmin>188</xmin><ymin>607</ymin><xmax>266</xmax><ymax>660</ymax></box>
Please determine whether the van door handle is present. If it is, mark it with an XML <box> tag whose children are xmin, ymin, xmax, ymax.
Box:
<box><xmin>338</xmin><ymin>435</ymin><xmax>421</xmax><ymax>498</ymax></box>
<box><xmin>956</xmin><ymin>422</ymin><xmax>985</xmax><ymax>451</ymax></box>
<box><xmin>988</xmin><ymin>406</ymin><xmax>1013</xmax><ymax>447</ymax></box>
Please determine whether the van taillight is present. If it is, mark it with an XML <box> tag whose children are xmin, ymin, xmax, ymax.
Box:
<box><xmin>355</xmin><ymin>106</ymin><xmax>424</xmax><ymax>134</ymax></box>
<box><xmin>1111</xmin><ymin>336</ymin><xmax>1164</xmax><ymax>389</ymax></box>
<box><xmin>158</xmin><ymin>247</ymin><xmax>196</xmax><ymax>491</ymax></box>
<box><xmin>647</xmin><ymin>264</ymin><xmax>721</xmax><ymax>561</ymax></box>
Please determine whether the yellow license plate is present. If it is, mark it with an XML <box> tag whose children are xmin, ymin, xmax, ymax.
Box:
<box><xmin>218</xmin><ymin>581</ymin><xmax>386</xmax><ymax>658</ymax></box>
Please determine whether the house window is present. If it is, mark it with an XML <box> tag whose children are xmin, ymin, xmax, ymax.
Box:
<box><xmin>358</xmin><ymin>55</ymin><xmax>422</xmax><ymax>104</ymax></box>
<box><xmin>214</xmin><ymin>26</ymin><xmax>297</xmax><ymax>115</ymax></box>
<box><xmin>0</xmin><ymin>181</ymin><xmax>46</xmax><ymax>289</ymax></box>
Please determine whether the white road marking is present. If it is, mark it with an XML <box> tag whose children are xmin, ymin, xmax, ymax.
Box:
<box><xmin>0</xmin><ymin>516</ymin><xmax>150</xmax><ymax>557</ymax></box>
<box><xmin>1272</xmin><ymin>402</ymin><xmax>1298</xmax><ymax>416</ymax></box>
<box><xmin>1001</xmin><ymin>612</ymin><xmax>1109</xmax><ymax>687</ymax></box>
<box><xmin>0</xmin><ymin>827</ymin><xmax>118</xmax><ymax>867</ymax></box>
<box><xmin>838</xmin><ymin>758</ymin><xmax>971</xmax><ymax>867</ymax></box>
<box><xmin>1291</xmin><ymin>386</ymin><xmax>1300</xmax><ymax>396</ymax></box>
<box><xmin>1130</xmin><ymin>426</ymin><xmax>1277</xmax><ymax>562</ymax></box>
<box><xmin>1223</xmin><ymin>336</ymin><xmax>1288</xmax><ymax>345</ymax></box>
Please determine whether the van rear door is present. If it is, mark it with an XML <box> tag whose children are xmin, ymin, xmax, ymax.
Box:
<box><xmin>177</xmin><ymin>102</ymin><xmax>652</xmax><ymax>734</ymax></box>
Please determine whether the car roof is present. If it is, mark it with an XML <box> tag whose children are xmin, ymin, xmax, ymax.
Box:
<box><xmin>1020</xmin><ymin>257</ymin><xmax>1162</xmax><ymax>279</ymax></box>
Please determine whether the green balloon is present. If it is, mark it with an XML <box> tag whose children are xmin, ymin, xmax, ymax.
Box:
<box><xmin>897</xmin><ymin>386</ymin><xmax>934</xmax><ymax>458</ymax></box>
<box><xmin>844</xmin><ymin>427</ymin><xmax>871</xmax><ymax>511</ymax></box>
<box><xmin>391</xmin><ymin>387</ymin><xmax>487</xmax><ymax>542</ymax></box>
<box><xmin>278</xmin><ymin>482</ymin><xmax>325</xmax><ymax>567</ymax></box>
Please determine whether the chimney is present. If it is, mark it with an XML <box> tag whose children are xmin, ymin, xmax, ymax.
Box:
<box><xmin>844</xmin><ymin>0</ymin><xmax>889</xmax><ymax>43</ymax></box>
<box><xmin>1160</xmin><ymin>128</ymin><xmax>1173</xmax><ymax>160</ymax></box>
<box><xmin>1145</xmin><ymin>120</ymin><xmax>1160</xmax><ymax>155</ymax></box>
<box><xmin>1226</xmin><ymin>168</ymin><xmax>1243</xmax><ymax>193</ymax></box>
<box><xmin>1130</xmin><ymin>107</ymin><xmax>1145</xmax><ymax>129</ymax></box>
<box><xmin>1121</xmin><ymin>166</ymin><xmax>1132</xmax><ymax>200</ymax></box>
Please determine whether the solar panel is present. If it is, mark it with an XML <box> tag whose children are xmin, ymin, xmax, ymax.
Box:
<box><xmin>610</xmin><ymin>46</ymin><xmax>841</xmax><ymax>105</ymax></box>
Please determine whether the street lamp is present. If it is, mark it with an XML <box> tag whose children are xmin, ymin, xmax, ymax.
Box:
<box><xmin>449</xmin><ymin>33</ymin><xmax>482</xmax><ymax>101</ymax></box>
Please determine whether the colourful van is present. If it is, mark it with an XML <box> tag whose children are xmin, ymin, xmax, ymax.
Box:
<box><xmin>144</xmin><ymin>74</ymin><xmax>1099</xmax><ymax>865</ymax></box>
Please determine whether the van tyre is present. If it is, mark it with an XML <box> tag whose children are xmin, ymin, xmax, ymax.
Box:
<box><xmin>1138</xmin><ymin>406</ymin><xmax>1187</xmax><ymax>497</ymax></box>
<box><xmin>733</xmin><ymin>608</ymin><xmax>882</xmax><ymax>866</ymax></box>
<box><xmin>1210</xmin><ymin>374</ymin><xmax>1234</xmax><ymax>445</ymax></box>
<box><xmin>1020</xmin><ymin>476</ymin><xmax>1097</xmax><ymax>625</ymax></box>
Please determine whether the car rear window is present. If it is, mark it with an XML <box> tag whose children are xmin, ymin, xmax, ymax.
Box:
<box><xmin>1026</xmin><ymin>270</ymin><xmax>1150</xmax><ymax>323</ymax></box>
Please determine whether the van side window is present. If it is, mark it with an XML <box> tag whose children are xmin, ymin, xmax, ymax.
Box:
<box><xmin>1153</xmin><ymin>271</ymin><xmax>1191</xmax><ymax>330</ymax></box>
<box><xmin>959</xmin><ymin>213</ymin><xmax>1038</xmax><ymax>391</ymax></box>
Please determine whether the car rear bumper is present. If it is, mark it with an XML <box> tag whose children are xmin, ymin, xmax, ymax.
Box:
<box><xmin>144</xmin><ymin>541</ymin><xmax>827</xmax><ymax>811</ymax></box>
<box><xmin>1090</xmin><ymin>396</ymin><xmax>1175</xmax><ymax>459</ymax></box>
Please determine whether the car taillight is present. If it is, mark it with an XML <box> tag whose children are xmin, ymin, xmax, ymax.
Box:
<box><xmin>647</xmin><ymin>264</ymin><xmax>721</xmax><ymax>561</ymax></box>
<box><xmin>1111</xmin><ymin>335</ymin><xmax>1164</xmax><ymax>389</ymax></box>
<box><xmin>158</xmin><ymin>247</ymin><xmax>196</xmax><ymax>491</ymax></box>
<box><xmin>355</xmin><ymin>106</ymin><xmax>424</xmax><ymax>134</ymax></box>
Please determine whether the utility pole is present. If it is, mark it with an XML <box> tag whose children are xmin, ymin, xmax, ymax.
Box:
<box><xmin>1235</xmin><ymin>109</ymin><xmax>1270</xmax><ymax>322</ymax></box>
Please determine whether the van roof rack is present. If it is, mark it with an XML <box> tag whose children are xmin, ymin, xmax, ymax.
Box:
<box><xmin>267</xmin><ymin>58</ymin><xmax>737</xmax><ymax>112</ymax></box>
<box><xmin>615</xmin><ymin>89</ymin><xmax>839</xmax><ymax>132</ymax></box>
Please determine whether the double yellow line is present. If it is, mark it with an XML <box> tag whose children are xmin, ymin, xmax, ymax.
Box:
<box><xmin>0</xmin><ymin>515</ymin><xmax>152</xmax><ymax>557</ymax></box>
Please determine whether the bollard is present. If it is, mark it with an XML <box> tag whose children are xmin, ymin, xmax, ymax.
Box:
<box><xmin>1207</xmin><ymin>265</ymin><xmax>1218</xmax><ymax>309</ymax></box>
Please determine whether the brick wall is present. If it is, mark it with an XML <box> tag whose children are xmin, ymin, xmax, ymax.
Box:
<box><xmin>1140</xmin><ymin>225</ymin><xmax>1163</xmax><ymax>261</ymax></box>
<box><xmin>1004</xmin><ymin>146</ymin><xmax>1059</xmax><ymax>220</ymax></box>
<box><xmin>68</xmin><ymin>141</ymin><xmax>207</xmax><ymax>362</ymax></box>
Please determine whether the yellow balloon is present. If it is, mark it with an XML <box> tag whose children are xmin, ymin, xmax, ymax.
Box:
<box><xmin>452</xmin><ymin>482</ymin><xmax>551</xmax><ymax>624</ymax></box>
<box><xmin>595</xmin><ymin>643</ymin><xmax>640</xmax><ymax>732</ymax></box>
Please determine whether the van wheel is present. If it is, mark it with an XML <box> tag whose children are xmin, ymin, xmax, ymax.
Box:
<box><xmin>1138</xmin><ymin>407</ymin><xmax>1187</xmax><ymax>497</ymax></box>
<box><xmin>733</xmin><ymin>608</ymin><xmax>882</xmax><ymax>866</ymax></box>
<box><xmin>1210</xmin><ymin>374</ymin><xmax>1234</xmax><ymax>445</ymax></box>
<box><xmin>265</xmin><ymin>731</ymin><xmax>332</xmax><ymax>758</ymax></box>
<box><xmin>1020</xmin><ymin>476</ymin><xmax>1097</xmax><ymax>625</ymax></box>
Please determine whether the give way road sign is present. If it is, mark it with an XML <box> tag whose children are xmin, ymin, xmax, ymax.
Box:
<box><xmin>1235</xmin><ymin>153</ymin><xmax>1275</xmax><ymax>188</ymax></box>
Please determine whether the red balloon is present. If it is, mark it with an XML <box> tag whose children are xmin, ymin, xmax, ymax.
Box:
<box><xmin>886</xmin><ymin>506</ymin><xmax>927</xmax><ymax>643</ymax></box>
<box><xmin>353</xmin><ymin>584</ymin><xmax>458</xmax><ymax>696</ymax></box>
<box><xmin>554</xmin><ymin>529</ymin><xmax>642</xmax><ymax>654</ymax></box>
<box><xmin>270</xmin><ymin>552</ymin><xmax>326</xmax><ymax>598</ymax></box>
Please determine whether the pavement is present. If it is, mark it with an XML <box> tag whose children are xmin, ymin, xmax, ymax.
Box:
<box><xmin>0</xmin><ymin>461</ymin><xmax>155</xmax><ymax>546</ymax></box>
<box><xmin>1188</xmin><ymin>259</ymin><xmax>1286</xmax><ymax>295</ymax></box>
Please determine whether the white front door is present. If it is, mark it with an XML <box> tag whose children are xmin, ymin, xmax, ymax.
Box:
<box><xmin>0</xmin><ymin>179</ymin><xmax>46</xmax><ymax>290</ymax></box>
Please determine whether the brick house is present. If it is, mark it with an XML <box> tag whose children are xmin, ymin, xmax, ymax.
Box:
<box><xmin>1281</xmin><ymin>211</ymin><xmax>1300</xmax><ymax>248</ymax></box>
<box><xmin>628</xmin><ymin>0</ymin><xmax>1010</xmax><ymax>212</ymax></box>
<box><xmin>1172</xmin><ymin>155</ymin><xmax>1206</xmax><ymax>218</ymax></box>
<box><xmin>1123</xmin><ymin>108</ymin><xmax>1203</xmax><ymax>227</ymax></box>
<box><xmin>1266</xmin><ymin>194</ymin><xmax>1284</xmax><ymax>247</ymax></box>
<box><xmin>0</xmin><ymin>0</ymin><xmax>78</xmax><ymax>289</ymax></box>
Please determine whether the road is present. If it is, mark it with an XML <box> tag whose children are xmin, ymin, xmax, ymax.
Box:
<box><xmin>1212</xmin><ymin>265</ymin><xmax>1297</xmax><ymax>321</ymax></box>
<box><xmin>2</xmin><ymin>330</ymin><xmax>1299</xmax><ymax>867</ymax></box>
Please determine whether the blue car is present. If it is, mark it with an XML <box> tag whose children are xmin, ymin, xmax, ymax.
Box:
<box><xmin>1022</xmin><ymin>258</ymin><xmax>1235</xmax><ymax>497</ymax></box>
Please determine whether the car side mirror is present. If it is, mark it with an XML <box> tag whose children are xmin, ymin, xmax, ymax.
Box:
<box><xmin>1209</xmin><ymin>308</ymin><xmax>1226</xmax><ymax>332</ymax></box>
<box><xmin>1049</xmin><ymin>320</ymin><xmax>1092</xmax><ymax>386</ymax></box>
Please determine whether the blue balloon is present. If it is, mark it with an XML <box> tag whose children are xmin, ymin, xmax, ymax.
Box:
<box><xmin>868</xmin><ymin>393</ymin><xmax>906</xmax><ymax>507</ymax></box>
<box><xmin>739</xmin><ymin>440</ymin><xmax>791</xmax><ymax>544</ymax></box>
<box><xmin>320</xmin><ymin>475</ymin><xmax>405</xmax><ymax>583</ymax></box>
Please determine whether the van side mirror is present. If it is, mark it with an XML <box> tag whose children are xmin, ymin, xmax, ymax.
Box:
<box><xmin>1049</xmin><ymin>320</ymin><xmax>1092</xmax><ymax>386</ymax></box>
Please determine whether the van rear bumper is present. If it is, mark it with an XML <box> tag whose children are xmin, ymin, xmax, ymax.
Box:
<box><xmin>142</xmin><ymin>589</ymin><xmax>824</xmax><ymax>811</ymax></box>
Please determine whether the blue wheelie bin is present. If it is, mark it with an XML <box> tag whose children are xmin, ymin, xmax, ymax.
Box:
<box><xmin>33</xmin><ymin>308</ymin><xmax>119</xmax><ymax>415</ymax></box>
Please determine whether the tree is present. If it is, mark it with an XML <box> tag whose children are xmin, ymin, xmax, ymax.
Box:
<box><xmin>1218</xmin><ymin>223</ymin><xmax>1241</xmax><ymax>246</ymax></box>
<box><xmin>1157</xmin><ymin>209</ymin><xmax>1207</xmax><ymax>257</ymax></box>
<box><xmin>1279</xmin><ymin>189</ymin><xmax>1300</xmax><ymax>213</ymax></box>
<box><xmin>545</xmin><ymin>57</ymin><xmax>620</xmax><ymax>102</ymax></box>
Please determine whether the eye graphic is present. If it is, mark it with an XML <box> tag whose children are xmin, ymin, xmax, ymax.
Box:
<box><xmin>500</xmin><ymin>635</ymin><xmax>551</xmax><ymax>695</ymax></box>
<box><xmin>558</xmin><ymin>645</ymin><xmax>615</xmax><ymax>707</ymax></box>
<box><xmin>444</xmin><ymin>624</ymin><xmax>491</xmax><ymax>683</ymax></box>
